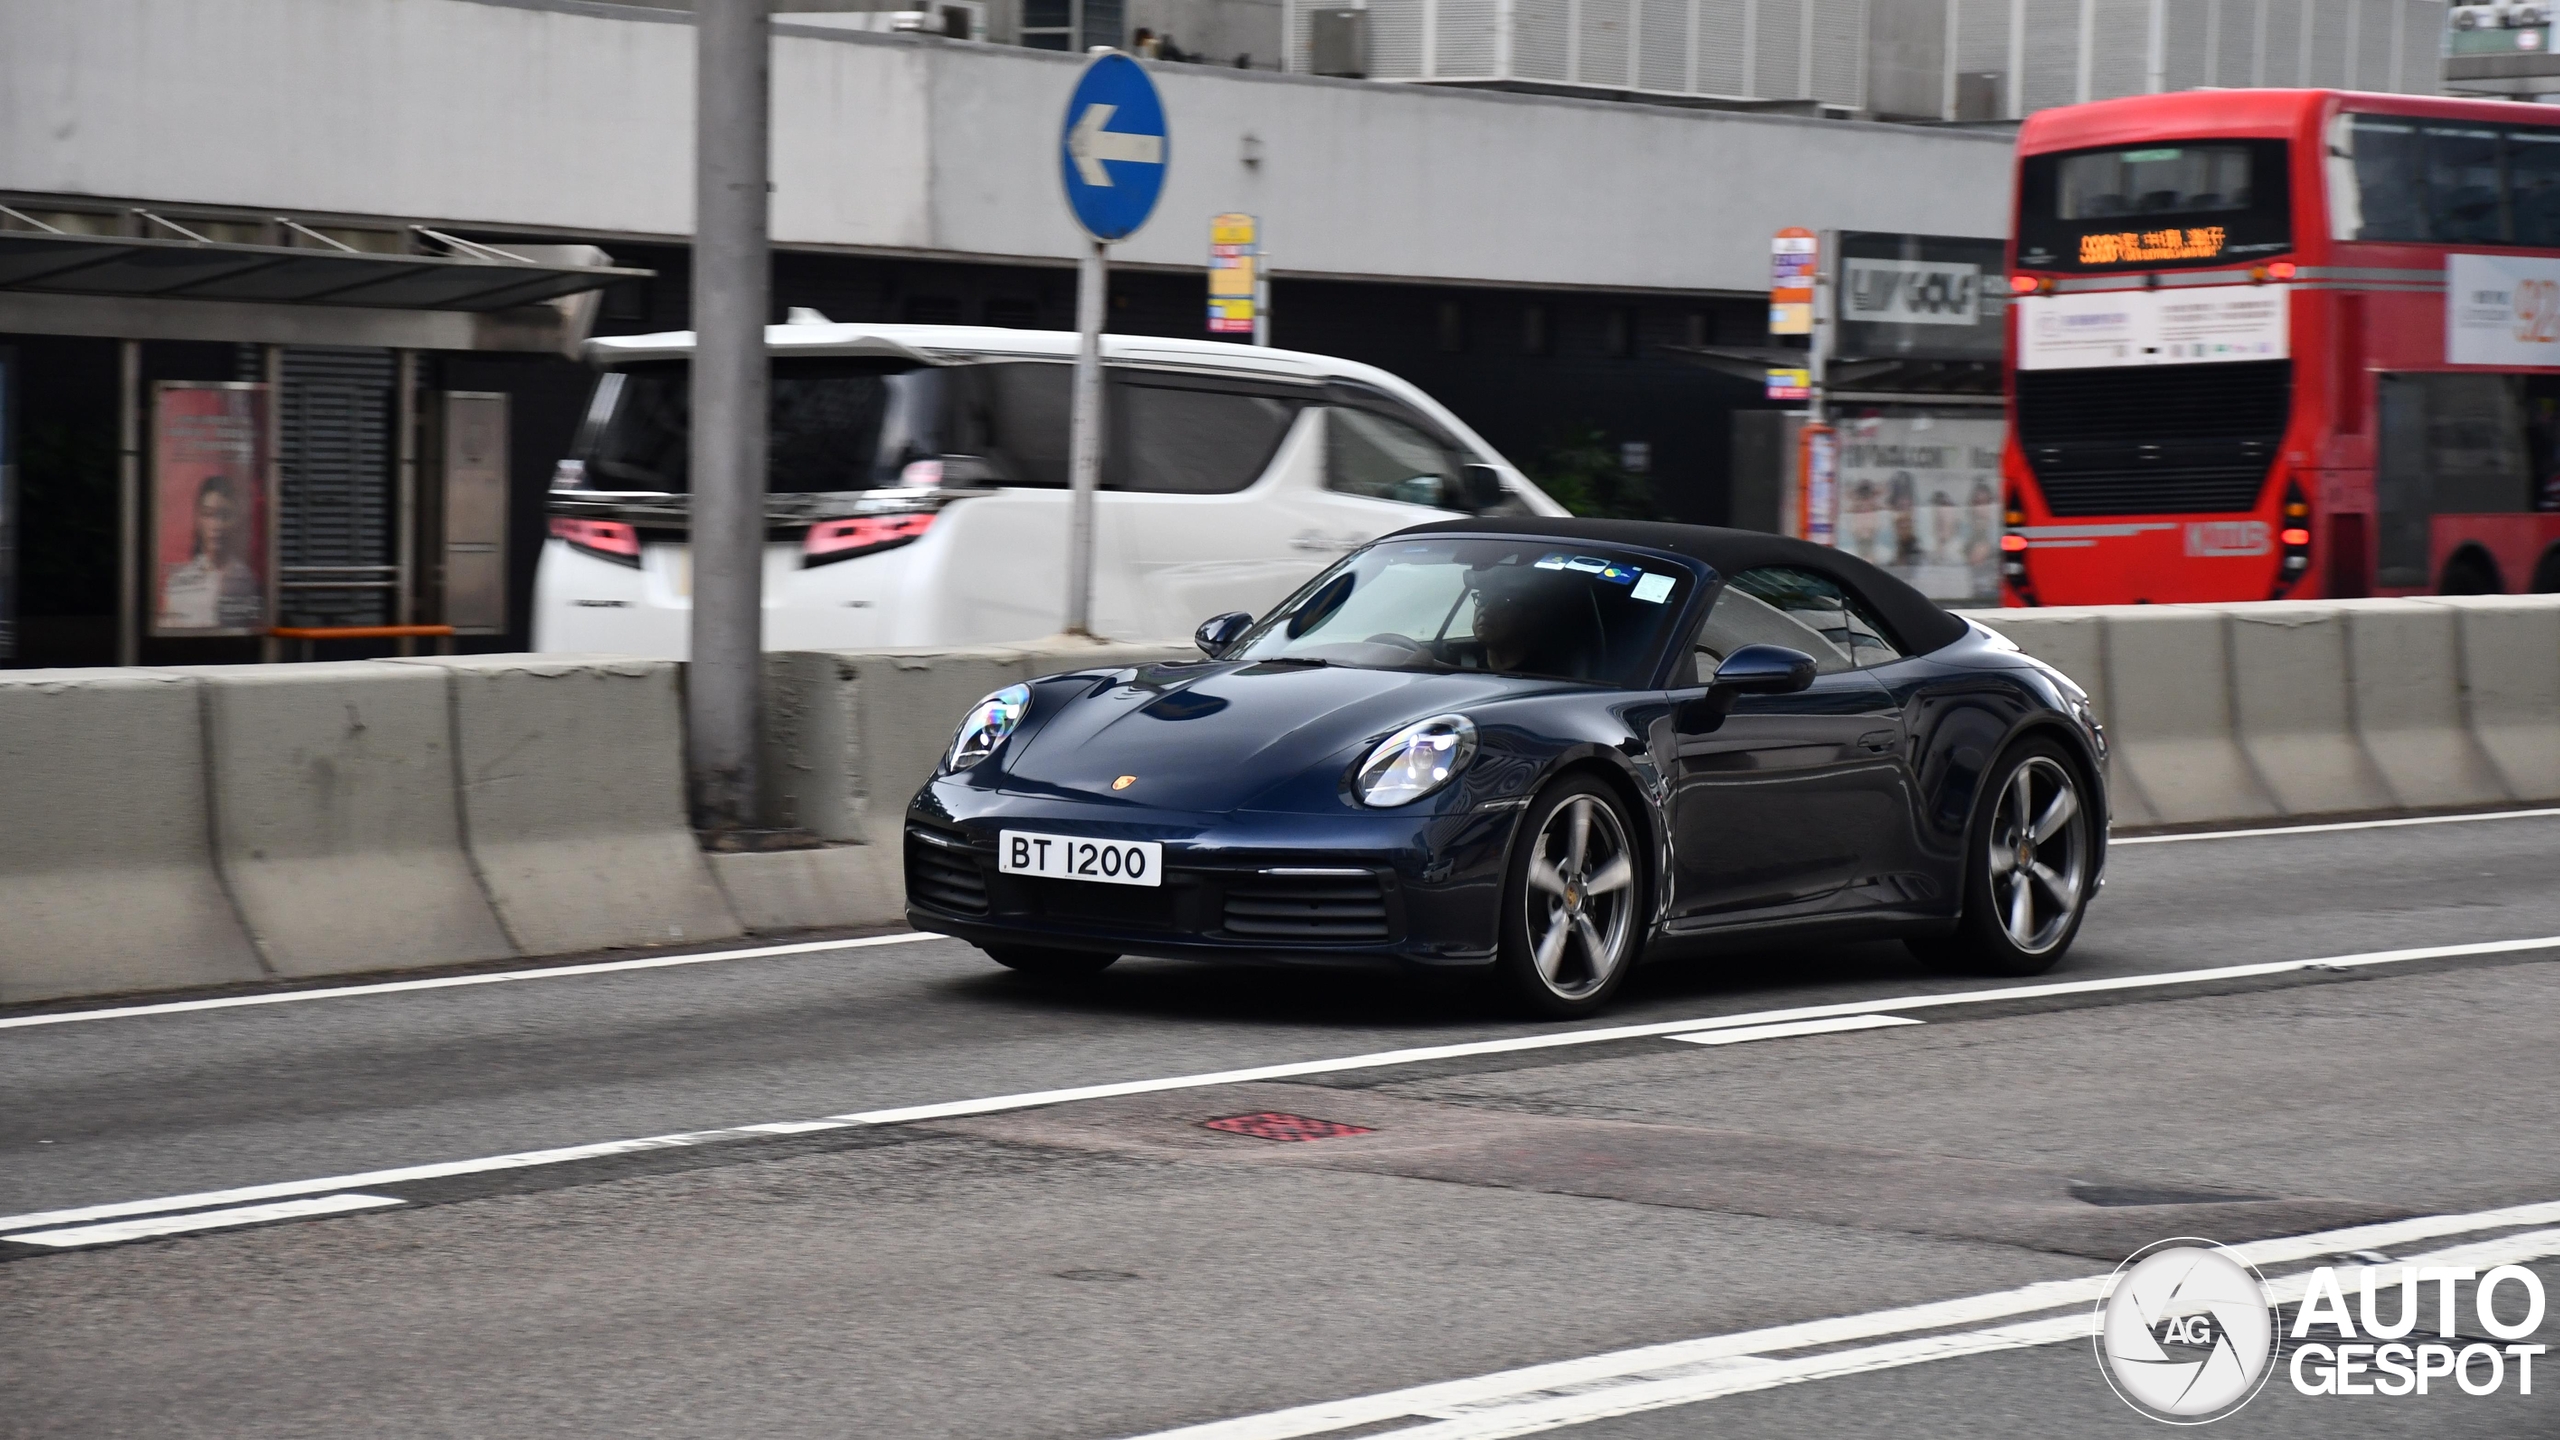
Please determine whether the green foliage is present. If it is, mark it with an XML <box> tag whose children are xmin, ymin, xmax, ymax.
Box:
<box><xmin>1525</xmin><ymin>424</ymin><xmax>1657</xmax><ymax>520</ymax></box>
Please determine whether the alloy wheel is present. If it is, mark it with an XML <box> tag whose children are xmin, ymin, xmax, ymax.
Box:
<box><xmin>1522</xmin><ymin>794</ymin><xmax>1636</xmax><ymax>999</ymax></box>
<box><xmin>1985</xmin><ymin>755</ymin><xmax>2089</xmax><ymax>955</ymax></box>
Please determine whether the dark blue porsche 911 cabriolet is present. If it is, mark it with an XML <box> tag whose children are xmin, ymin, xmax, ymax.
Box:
<box><xmin>905</xmin><ymin>518</ymin><xmax>2107</xmax><ymax>1016</ymax></box>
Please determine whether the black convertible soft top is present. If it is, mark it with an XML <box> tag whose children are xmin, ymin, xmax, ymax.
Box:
<box><xmin>1392</xmin><ymin>516</ymin><xmax>1969</xmax><ymax>657</ymax></box>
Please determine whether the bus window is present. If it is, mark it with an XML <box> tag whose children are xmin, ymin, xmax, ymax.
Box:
<box><xmin>2344</xmin><ymin>114</ymin><xmax>2560</xmax><ymax>246</ymax></box>
<box><xmin>2511</xmin><ymin>130</ymin><xmax>2560</xmax><ymax>246</ymax></box>
<box><xmin>2374</xmin><ymin>374</ymin><xmax>2543</xmax><ymax>588</ymax></box>
<box><xmin>2017</xmin><ymin>139</ymin><xmax>2290</xmax><ymax>272</ymax></box>
<box><xmin>2425</xmin><ymin>127</ymin><xmax>2506</xmax><ymax>244</ymax></box>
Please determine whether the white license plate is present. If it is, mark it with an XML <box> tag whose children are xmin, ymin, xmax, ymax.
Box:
<box><xmin>998</xmin><ymin>830</ymin><xmax>1163</xmax><ymax>888</ymax></box>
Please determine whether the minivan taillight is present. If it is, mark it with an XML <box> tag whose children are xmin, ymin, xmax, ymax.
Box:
<box><xmin>803</xmin><ymin>512</ymin><xmax>934</xmax><ymax>568</ymax></box>
<box><xmin>551</xmin><ymin>516</ymin><xmax>641</xmax><ymax>567</ymax></box>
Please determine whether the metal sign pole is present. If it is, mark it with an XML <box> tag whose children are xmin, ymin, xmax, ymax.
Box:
<box><xmin>687</xmin><ymin>0</ymin><xmax>771</xmax><ymax>833</ymax></box>
<box><xmin>1065</xmin><ymin>238</ymin><xmax>1107</xmax><ymax>636</ymax></box>
<box><xmin>1055</xmin><ymin>49</ymin><xmax>1166</xmax><ymax>641</ymax></box>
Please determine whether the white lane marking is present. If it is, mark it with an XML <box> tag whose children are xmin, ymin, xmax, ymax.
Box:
<box><xmin>2113</xmin><ymin>806</ymin><xmax>2560</xmax><ymax>846</ymax></box>
<box><xmin>5</xmin><ymin>933</ymin><xmax>2557</xmax><ymax>1239</ymax></box>
<box><xmin>0</xmin><ymin>932</ymin><xmax>941</xmax><ymax>1030</ymax></box>
<box><xmin>1665</xmin><ymin>1014</ymin><xmax>1921</xmax><ymax>1046</ymax></box>
<box><xmin>5</xmin><ymin>1193</ymin><xmax>404</xmax><ymax>1249</ymax></box>
<box><xmin>1118</xmin><ymin>1211</ymin><xmax>2560</xmax><ymax>1440</ymax></box>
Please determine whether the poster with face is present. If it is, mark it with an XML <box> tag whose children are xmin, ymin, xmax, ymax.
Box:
<box><xmin>1833</xmin><ymin>413</ymin><xmax>2004</xmax><ymax>604</ymax></box>
<box><xmin>152</xmin><ymin>382</ymin><xmax>272</xmax><ymax>637</ymax></box>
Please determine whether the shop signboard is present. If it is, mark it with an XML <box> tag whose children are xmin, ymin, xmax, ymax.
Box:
<box><xmin>1770</xmin><ymin>228</ymin><xmax>1817</xmax><ymax>336</ymax></box>
<box><xmin>1832</xmin><ymin>412</ymin><xmax>2006</xmax><ymax>604</ymax></box>
<box><xmin>151</xmin><ymin>381</ymin><xmax>274</xmax><ymax>637</ymax></box>
<box><xmin>1833</xmin><ymin>232</ymin><xmax>2007</xmax><ymax>362</ymax></box>
<box><xmin>1208</xmin><ymin>212</ymin><xmax>1259</xmax><ymax>336</ymax></box>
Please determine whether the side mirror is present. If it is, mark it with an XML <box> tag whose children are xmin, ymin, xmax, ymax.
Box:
<box><xmin>1712</xmin><ymin>644</ymin><xmax>1818</xmax><ymax>695</ymax></box>
<box><xmin>1459</xmin><ymin>464</ymin><xmax>1506</xmax><ymax>513</ymax></box>
<box><xmin>1195</xmin><ymin>611</ymin><xmax>1255</xmax><ymax>657</ymax></box>
<box><xmin>1677</xmin><ymin>644</ymin><xmax>1817</xmax><ymax>733</ymax></box>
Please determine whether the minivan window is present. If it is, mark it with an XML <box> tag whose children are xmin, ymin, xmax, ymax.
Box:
<box><xmin>582</xmin><ymin>358</ymin><xmax>924</xmax><ymax>494</ymax></box>
<box><xmin>1119</xmin><ymin>382</ymin><xmax>1302</xmax><ymax>494</ymax></box>
<box><xmin>1325</xmin><ymin>408</ymin><xmax>1469</xmax><ymax>508</ymax></box>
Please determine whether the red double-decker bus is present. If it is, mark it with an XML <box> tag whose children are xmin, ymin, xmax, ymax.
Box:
<box><xmin>2001</xmin><ymin>89</ymin><xmax>2560</xmax><ymax>604</ymax></box>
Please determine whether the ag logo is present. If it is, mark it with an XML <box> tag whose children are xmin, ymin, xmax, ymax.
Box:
<box><xmin>2095</xmin><ymin>1240</ymin><xmax>2277</xmax><ymax>1424</ymax></box>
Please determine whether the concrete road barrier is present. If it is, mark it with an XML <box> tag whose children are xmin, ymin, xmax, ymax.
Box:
<box><xmin>764</xmin><ymin>641</ymin><xmax>1196</xmax><ymax>846</ymax></box>
<box><xmin>0</xmin><ymin>670</ymin><xmax>266</xmax><ymax>1004</ymax></box>
<box><xmin>398</xmin><ymin>654</ymin><xmax>741</xmax><ymax>956</ymax></box>
<box><xmin>2220</xmin><ymin>604</ymin><xmax>2396</xmax><ymax>817</ymax></box>
<box><xmin>194</xmin><ymin>661</ymin><xmax>515</xmax><ymax>977</ymax></box>
<box><xmin>2335</xmin><ymin>601</ymin><xmax>2514</xmax><ymax>811</ymax></box>
<box><xmin>2084</xmin><ymin>606</ymin><xmax>2280</xmax><ymax>827</ymax></box>
<box><xmin>2423</xmin><ymin>595</ymin><xmax>2560</xmax><ymax>801</ymax></box>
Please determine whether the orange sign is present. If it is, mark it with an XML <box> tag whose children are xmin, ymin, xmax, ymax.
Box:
<box><xmin>2076</xmin><ymin>225</ymin><xmax>2226</xmax><ymax>265</ymax></box>
<box><xmin>1771</xmin><ymin>227</ymin><xmax>1817</xmax><ymax>336</ymax></box>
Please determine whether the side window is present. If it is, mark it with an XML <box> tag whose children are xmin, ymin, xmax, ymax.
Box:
<box><xmin>1119</xmin><ymin>382</ymin><xmax>1303</xmax><ymax>494</ymax></box>
<box><xmin>1690</xmin><ymin>566</ymin><xmax>1902</xmax><ymax>682</ymax></box>
<box><xmin>965</xmin><ymin>362</ymin><xmax>1073</xmax><ymax>488</ymax></box>
<box><xmin>1325</xmin><ymin>407</ymin><xmax>1468</xmax><ymax>509</ymax></box>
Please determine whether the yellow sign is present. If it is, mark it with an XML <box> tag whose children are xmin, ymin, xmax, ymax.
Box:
<box><xmin>1209</xmin><ymin>212</ymin><xmax>1260</xmax><ymax>336</ymax></box>
<box><xmin>2076</xmin><ymin>225</ymin><xmax>2227</xmax><ymax>265</ymax></box>
<box><xmin>1766</xmin><ymin>367</ymin><xmax>1811</xmax><ymax>400</ymax></box>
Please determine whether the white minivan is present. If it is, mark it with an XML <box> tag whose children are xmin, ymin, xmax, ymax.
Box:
<box><xmin>534</xmin><ymin>321</ymin><xmax>1568</xmax><ymax>655</ymax></box>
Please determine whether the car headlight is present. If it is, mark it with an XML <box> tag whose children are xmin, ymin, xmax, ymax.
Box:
<box><xmin>945</xmin><ymin>684</ymin><xmax>1030</xmax><ymax>772</ymax></box>
<box><xmin>1354</xmin><ymin>714</ymin><xmax>1478</xmax><ymax>807</ymax></box>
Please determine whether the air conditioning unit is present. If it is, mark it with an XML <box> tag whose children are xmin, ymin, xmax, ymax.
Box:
<box><xmin>1310</xmin><ymin>7</ymin><xmax>1368</xmax><ymax>76</ymax></box>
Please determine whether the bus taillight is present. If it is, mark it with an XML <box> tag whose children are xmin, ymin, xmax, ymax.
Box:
<box><xmin>2271</xmin><ymin>483</ymin><xmax>2313</xmax><ymax>598</ymax></box>
<box><xmin>2001</xmin><ymin>491</ymin><xmax>2040</xmax><ymax>605</ymax></box>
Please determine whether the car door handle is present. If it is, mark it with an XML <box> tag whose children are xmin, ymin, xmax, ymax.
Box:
<box><xmin>1857</xmin><ymin>729</ymin><xmax>1899</xmax><ymax>753</ymax></box>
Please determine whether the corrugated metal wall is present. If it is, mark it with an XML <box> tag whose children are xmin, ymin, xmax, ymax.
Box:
<box><xmin>1344</xmin><ymin>0</ymin><xmax>2449</xmax><ymax>112</ymax></box>
<box><xmin>237</xmin><ymin>345</ymin><xmax>395</xmax><ymax>629</ymax></box>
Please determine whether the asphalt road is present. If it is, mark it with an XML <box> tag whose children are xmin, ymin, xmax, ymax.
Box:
<box><xmin>3</xmin><ymin>810</ymin><xmax>2557</xmax><ymax>1438</ymax></box>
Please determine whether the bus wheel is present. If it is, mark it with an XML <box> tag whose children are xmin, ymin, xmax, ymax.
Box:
<box><xmin>2441</xmin><ymin>549</ymin><xmax>2502</xmax><ymax>595</ymax></box>
<box><xmin>2533</xmin><ymin>547</ymin><xmax>2560</xmax><ymax>594</ymax></box>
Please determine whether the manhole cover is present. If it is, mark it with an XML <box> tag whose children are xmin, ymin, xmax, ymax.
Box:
<box><xmin>1201</xmin><ymin>1112</ymin><xmax>1375</xmax><ymax>1142</ymax></box>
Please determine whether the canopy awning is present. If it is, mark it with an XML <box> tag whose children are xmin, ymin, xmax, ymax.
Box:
<box><xmin>0</xmin><ymin>229</ymin><xmax>650</xmax><ymax>312</ymax></box>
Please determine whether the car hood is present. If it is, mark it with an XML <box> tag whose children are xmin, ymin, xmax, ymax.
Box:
<box><xmin>1000</xmin><ymin>661</ymin><xmax>1555</xmax><ymax>814</ymax></box>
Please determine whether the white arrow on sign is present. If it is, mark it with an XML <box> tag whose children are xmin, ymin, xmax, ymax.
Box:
<box><xmin>1067</xmin><ymin>103</ymin><xmax>1165</xmax><ymax>187</ymax></box>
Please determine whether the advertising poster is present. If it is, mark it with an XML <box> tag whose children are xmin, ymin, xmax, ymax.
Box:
<box><xmin>1207</xmin><ymin>212</ymin><xmax>1258</xmax><ymax>336</ymax></box>
<box><xmin>151</xmin><ymin>382</ymin><xmax>272</xmax><ymax>637</ymax></box>
<box><xmin>1833</xmin><ymin>413</ymin><xmax>2005</xmax><ymax>604</ymax></box>
<box><xmin>2014</xmin><ymin>285</ymin><xmax>2287</xmax><ymax>370</ymax></box>
<box><xmin>2447</xmin><ymin>252</ymin><xmax>2560</xmax><ymax>366</ymax></box>
<box><xmin>1833</xmin><ymin>233</ymin><xmax>2007</xmax><ymax>363</ymax></box>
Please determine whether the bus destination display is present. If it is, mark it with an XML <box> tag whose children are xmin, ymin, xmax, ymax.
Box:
<box><xmin>2076</xmin><ymin>226</ymin><xmax>2227</xmax><ymax>266</ymax></box>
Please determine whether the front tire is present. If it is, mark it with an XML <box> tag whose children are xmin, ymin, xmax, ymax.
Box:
<box><xmin>1909</xmin><ymin>739</ymin><xmax>2095</xmax><ymax>978</ymax></box>
<box><xmin>983</xmin><ymin>945</ymin><xmax>1119</xmax><ymax>978</ymax></box>
<box><xmin>1496</xmin><ymin>777</ymin><xmax>1644</xmax><ymax>1017</ymax></box>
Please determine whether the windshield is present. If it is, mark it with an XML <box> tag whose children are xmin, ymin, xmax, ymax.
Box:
<box><xmin>1228</xmin><ymin>537</ymin><xmax>1696</xmax><ymax>686</ymax></box>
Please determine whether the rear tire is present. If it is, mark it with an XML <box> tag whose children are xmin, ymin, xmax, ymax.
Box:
<box><xmin>1908</xmin><ymin>738</ymin><xmax>2095</xmax><ymax>978</ymax></box>
<box><xmin>1494</xmin><ymin>776</ymin><xmax>1644</xmax><ymax>1018</ymax></box>
<box><xmin>983</xmin><ymin>945</ymin><xmax>1119</xmax><ymax>978</ymax></box>
<box><xmin>2441</xmin><ymin>549</ymin><xmax>2501</xmax><ymax>595</ymax></box>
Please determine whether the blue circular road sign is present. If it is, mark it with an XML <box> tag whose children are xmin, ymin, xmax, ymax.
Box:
<box><xmin>1059</xmin><ymin>52</ymin><xmax>1169</xmax><ymax>243</ymax></box>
